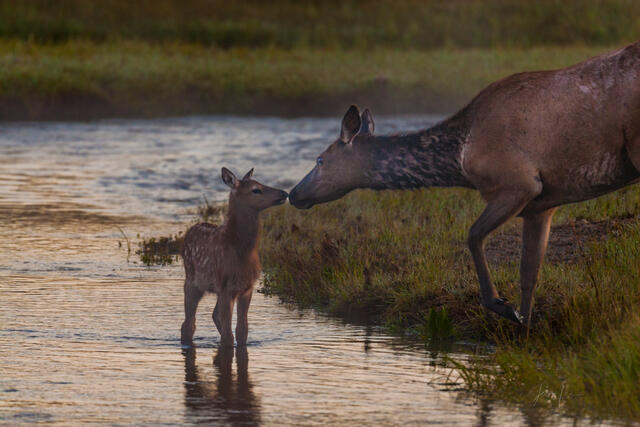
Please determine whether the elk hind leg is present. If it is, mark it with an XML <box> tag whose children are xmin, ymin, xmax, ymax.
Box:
<box><xmin>519</xmin><ymin>208</ymin><xmax>555</xmax><ymax>336</ymax></box>
<box><xmin>468</xmin><ymin>189</ymin><xmax>539</xmax><ymax>323</ymax></box>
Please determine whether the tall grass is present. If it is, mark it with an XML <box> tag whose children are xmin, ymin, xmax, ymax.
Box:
<box><xmin>1</xmin><ymin>0</ymin><xmax>639</xmax><ymax>49</ymax></box>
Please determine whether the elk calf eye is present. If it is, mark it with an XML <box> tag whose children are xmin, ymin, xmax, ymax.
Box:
<box><xmin>252</xmin><ymin>189</ymin><xmax>262</xmax><ymax>194</ymax></box>
<box><xmin>316</xmin><ymin>157</ymin><xmax>324</xmax><ymax>166</ymax></box>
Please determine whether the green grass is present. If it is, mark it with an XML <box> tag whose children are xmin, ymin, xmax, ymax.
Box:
<box><xmin>259</xmin><ymin>185</ymin><xmax>640</xmax><ymax>420</ymax></box>
<box><xmin>2</xmin><ymin>0</ymin><xmax>639</xmax><ymax>49</ymax></box>
<box><xmin>0</xmin><ymin>41</ymin><xmax>613</xmax><ymax>119</ymax></box>
<box><xmin>455</xmin><ymin>226</ymin><xmax>640</xmax><ymax>418</ymax></box>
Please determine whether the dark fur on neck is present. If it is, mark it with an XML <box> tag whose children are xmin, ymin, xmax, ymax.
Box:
<box><xmin>363</xmin><ymin>115</ymin><xmax>473</xmax><ymax>190</ymax></box>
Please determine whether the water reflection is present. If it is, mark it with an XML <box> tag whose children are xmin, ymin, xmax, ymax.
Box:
<box><xmin>184</xmin><ymin>346</ymin><xmax>261</xmax><ymax>425</ymax></box>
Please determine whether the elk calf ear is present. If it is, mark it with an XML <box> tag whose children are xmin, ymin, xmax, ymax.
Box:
<box><xmin>221</xmin><ymin>167</ymin><xmax>237</xmax><ymax>188</ymax></box>
<box><xmin>360</xmin><ymin>108</ymin><xmax>375</xmax><ymax>135</ymax></box>
<box><xmin>340</xmin><ymin>105</ymin><xmax>362</xmax><ymax>143</ymax></box>
<box><xmin>242</xmin><ymin>168</ymin><xmax>254</xmax><ymax>181</ymax></box>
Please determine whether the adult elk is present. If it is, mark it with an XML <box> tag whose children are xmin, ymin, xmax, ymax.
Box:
<box><xmin>181</xmin><ymin>168</ymin><xmax>288</xmax><ymax>346</ymax></box>
<box><xmin>289</xmin><ymin>42</ymin><xmax>640</xmax><ymax>334</ymax></box>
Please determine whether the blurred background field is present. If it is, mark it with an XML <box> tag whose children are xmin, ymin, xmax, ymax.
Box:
<box><xmin>3</xmin><ymin>0</ymin><xmax>639</xmax><ymax>48</ymax></box>
<box><xmin>1</xmin><ymin>0</ymin><xmax>639</xmax><ymax>120</ymax></box>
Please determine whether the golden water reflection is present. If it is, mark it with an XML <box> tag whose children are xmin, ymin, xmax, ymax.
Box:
<box><xmin>184</xmin><ymin>346</ymin><xmax>261</xmax><ymax>425</ymax></box>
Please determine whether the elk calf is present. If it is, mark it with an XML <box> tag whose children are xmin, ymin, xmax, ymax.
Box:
<box><xmin>181</xmin><ymin>167</ymin><xmax>288</xmax><ymax>346</ymax></box>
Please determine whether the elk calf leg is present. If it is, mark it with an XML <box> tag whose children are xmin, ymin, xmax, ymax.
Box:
<box><xmin>213</xmin><ymin>292</ymin><xmax>235</xmax><ymax>347</ymax></box>
<box><xmin>181</xmin><ymin>283</ymin><xmax>204</xmax><ymax>344</ymax></box>
<box><xmin>235</xmin><ymin>288</ymin><xmax>253</xmax><ymax>346</ymax></box>
<box><xmin>519</xmin><ymin>208</ymin><xmax>555</xmax><ymax>336</ymax></box>
<box><xmin>468</xmin><ymin>189</ymin><xmax>538</xmax><ymax>324</ymax></box>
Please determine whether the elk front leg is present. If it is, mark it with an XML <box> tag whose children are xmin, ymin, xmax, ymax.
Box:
<box><xmin>213</xmin><ymin>291</ymin><xmax>236</xmax><ymax>347</ymax></box>
<box><xmin>181</xmin><ymin>282</ymin><xmax>204</xmax><ymax>344</ymax></box>
<box><xmin>468</xmin><ymin>190</ymin><xmax>538</xmax><ymax>324</ymax></box>
<box><xmin>520</xmin><ymin>208</ymin><xmax>555</xmax><ymax>335</ymax></box>
<box><xmin>235</xmin><ymin>287</ymin><xmax>253</xmax><ymax>346</ymax></box>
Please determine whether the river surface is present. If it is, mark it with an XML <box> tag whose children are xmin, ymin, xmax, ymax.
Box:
<box><xmin>0</xmin><ymin>115</ymin><xmax>588</xmax><ymax>425</ymax></box>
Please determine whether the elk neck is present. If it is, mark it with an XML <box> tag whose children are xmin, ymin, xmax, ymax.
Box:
<box><xmin>360</xmin><ymin>115</ymin><xmax>474</xmax><ymax>190</ymax></box>
<box><xmin>224</xmin><ymin>197</ymin><xmax>261</xmax><ymax>258</ymax></box>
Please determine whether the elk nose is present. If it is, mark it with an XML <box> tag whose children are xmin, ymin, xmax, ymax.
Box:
<box><xmin>279</xmin><ymin>190</ymin><xmax>289</xmax><ymax>200</ymax></box>
<box><xmin>288</xmin><ymin>187</ymin><xmax>298</xmax><ymax>204</ymax></box>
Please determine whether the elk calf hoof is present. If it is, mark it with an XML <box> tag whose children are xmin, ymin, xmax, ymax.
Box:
<box><xmin>219</xmin><ymin>335</ymin><xmax>235</xmax><ymax>348</ymax></box>
<box><xmin>180</xmin><ymin>321</ymin><xmax>195</xmax><ymax>344</ymax></box>
<box><xmin>487</xmin><ymin>298</ymin><xmax>523</xmax><ymax>325</ymax></box>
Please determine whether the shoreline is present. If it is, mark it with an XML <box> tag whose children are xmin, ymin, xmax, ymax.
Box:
<box><xmin>0</xmin><ymin>42</ymin><xmax>612</xmax><ymax>122</ymax></box>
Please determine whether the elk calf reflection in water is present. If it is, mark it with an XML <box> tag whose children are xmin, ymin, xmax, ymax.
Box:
<box><xmin>183</xmin><ymin>346</ymin><xmax>260</xmax><ymax>425</ymax></box>
<box><xmin>181</xmin><ymin>167</ymin><xmax>288</xmax><ymax>346</ymax></box>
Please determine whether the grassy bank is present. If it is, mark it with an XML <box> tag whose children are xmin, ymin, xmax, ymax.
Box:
<box><xmin>3</xmin><ymin>0</ymin><xmax>639</xmax><ymax>49</ymax></box>
<box><xmin>0</xmin><ymin>42</ymin><xmax>612</xmax><ymax>120</ymax></box>
<box><xmin>258</xmin><ymin>185</ymin><xmax>640</xmax><ymax>420</ymax></box>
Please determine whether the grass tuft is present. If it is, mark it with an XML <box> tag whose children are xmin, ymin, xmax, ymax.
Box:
<box><xmin>419</xmin><ymin>306</ymin><xmax>456</xmax><ymax>342</ymax></box>
<box><xmin>137</xmin><ymin>234</ymin><xmax>183</xmax><ymax>266</ymax></box>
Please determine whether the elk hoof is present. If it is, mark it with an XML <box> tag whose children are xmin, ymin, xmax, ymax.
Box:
<box><xmin>488</xmin><ymin>298</ymin><xmax>523</xmax><ymax>325</ymax></box>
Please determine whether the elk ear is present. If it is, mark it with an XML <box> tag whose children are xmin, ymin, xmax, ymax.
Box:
<box><xmin>340</xmin><ymin>105</ymin><xmax>361</xmax><ymax>143</ymax></box>
<box><xmin>360</xmin><ymin>108</ymin><xmax>375</xmax><ymax>135</ymax></box>
<box><xmin>242</xmin><ymin>168</ymin><xmax>254</xmax><ymax>181</ymax></box>
<box><xmin>221</xmin><ymin>167</ymin><xmax>237</xmax><ymax>188</ymax></box>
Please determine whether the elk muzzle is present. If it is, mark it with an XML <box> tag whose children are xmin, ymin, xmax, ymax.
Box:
<box><xmin>289</xmin><ymin>169</ymin><xmax>316</xmax><ymax>209</ymax></box>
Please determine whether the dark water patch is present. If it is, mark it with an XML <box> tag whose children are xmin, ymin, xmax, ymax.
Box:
<box><xmin>0</xmin><ymin>203</ymin><xmax>141</xmax><ymax>227</ymax></box>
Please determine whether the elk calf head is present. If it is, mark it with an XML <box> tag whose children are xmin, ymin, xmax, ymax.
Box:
<box><xmin>289</xmin><ymin>105</ymin><xmax>375</xmax><ymax>209</ymax></box>
<box><xmin>222</xmin><ymin>167</ymin><xmax>288</xmax><ymax>212</ymax></box>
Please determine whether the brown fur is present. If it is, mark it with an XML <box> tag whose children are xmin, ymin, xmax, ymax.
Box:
<box><xmin>289</xmin><ymin>41</ymin><xmax>640</xmax><ymax>334</ymax></box>
<box><xmin>181</xmin><ymin>168</ymin><xmax>288</xmax><ymax>346</ymax></box>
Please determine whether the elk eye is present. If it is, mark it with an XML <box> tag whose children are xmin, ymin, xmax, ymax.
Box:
<box><xmin>252</xmin><ymin>188</ymin><xmax>262</xmax><ymax>194</ymax></box>
<box><xmin>316</xmin><ymin>157</ymin><xmax>324</xmax><ymax>166</ymax></box>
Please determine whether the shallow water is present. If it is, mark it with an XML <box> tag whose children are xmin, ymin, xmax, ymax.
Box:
<box><xmin>1</xmin><ymin>116</ymin><xmax>587</xmax><ymax>425</ymax></box>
